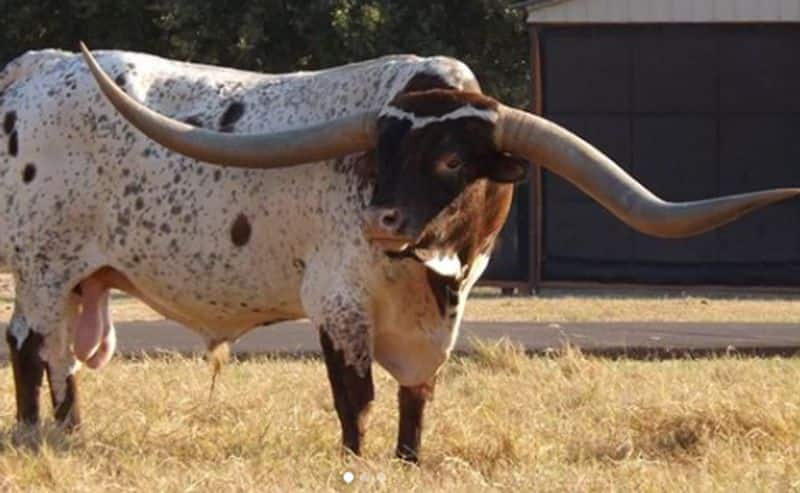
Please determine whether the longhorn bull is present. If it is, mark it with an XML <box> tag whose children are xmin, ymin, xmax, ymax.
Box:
<box><xmin>0</xmin><ymin>43</ymin><xmax>796</xmax><ymax>462</ymax></box>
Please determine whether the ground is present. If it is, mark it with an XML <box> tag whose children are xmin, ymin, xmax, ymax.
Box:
<box><xmin>1</xmin><ymin>274</ymin><xmax>799</xmax><ymax>491</ymax></box>
<box><xmin>0</xmin><ymin>343</ymin><xmax>798</xmax><ymax>491</ymax></box>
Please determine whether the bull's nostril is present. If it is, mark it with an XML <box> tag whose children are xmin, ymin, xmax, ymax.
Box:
<box><xmin>376</xmin><ymin>208</ymin><xmax>406</xmax><ymax>233</ymax></box>
<box><xmin>381</xmin><ymin>210</ymin><xmax>398</xmax><ymax>227</ymax></box>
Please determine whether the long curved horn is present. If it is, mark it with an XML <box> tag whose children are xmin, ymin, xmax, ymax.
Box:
<box><xmin>494</xmin><ymin>105</ymin><xmax>800</xmax><ymax>238</ymax></box>
<box><xmin>80</xmin><ymin>42</ymin><xmax>378</xmax><ymax>169</ymax></box>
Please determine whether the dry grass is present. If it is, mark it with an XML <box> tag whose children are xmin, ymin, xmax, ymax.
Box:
<box><xmin>1</xmin><ymin>344</ymin><xmax>799</xmax><ymax>492</ymax></box>
<box><xmin>0</xmin><ymin>276</ymin><xmax>163</xmax><ymax>323</ymax></box>
<box><xmin>464</xmin><ymin>288</ymin><xmax>800</xmax><ymax>322</ymax></box>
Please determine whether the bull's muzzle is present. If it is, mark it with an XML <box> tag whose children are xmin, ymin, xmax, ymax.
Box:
<box><xmin>363</xmin><ymin>207</ymin><xmax>414</xmax><ymax>252</ymax></box>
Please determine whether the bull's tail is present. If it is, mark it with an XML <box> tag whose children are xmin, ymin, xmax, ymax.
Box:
<box><xmin>207</xmin><ymin>340</ymin><xmax>231</xmax><ymax>398</ymax></box>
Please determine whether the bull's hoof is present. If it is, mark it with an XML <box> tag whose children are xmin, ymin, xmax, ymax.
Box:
<box><xmin>9</xmin><ymin>423</ymin><xmax>43</xmax><ymax>451</ymax></box>
<box><xmin>395</xmin><ymin>447</ymin><xmax>420</xmax><ymax>465</ymax></box>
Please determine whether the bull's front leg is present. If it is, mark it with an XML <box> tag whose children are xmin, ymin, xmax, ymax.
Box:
<box><xmin>319</xmin><ymin>328</ymin><xmax>374</xmax><ymax>455</ymax></box>
<box><xmin>396</xmin><ymin>382</ymin><xmax>434</xmax><ymax>463</ymax></box>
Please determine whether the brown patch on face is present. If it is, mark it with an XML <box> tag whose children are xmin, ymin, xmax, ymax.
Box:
<box><xmin>459</xmin><ymin>181</ymin><xmax>514</xmax><ymax>262</ymax></box>
<box><xmin>230</xmin><ymin>213</ymin><xmax>252</xmax><ymax>247</ymax></box>
<box><xmin>416</xmin><ymin>179</ymin><xmax>514</xmax><ymax>270</ymax></box>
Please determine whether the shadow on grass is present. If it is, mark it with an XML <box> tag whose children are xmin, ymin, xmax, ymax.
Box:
<box><xmin>0</xmin><ymin>422</ymin><xmax>76</xmax><ymax>454</ymax></box>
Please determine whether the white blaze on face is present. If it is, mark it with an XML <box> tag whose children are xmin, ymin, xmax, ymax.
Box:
<box><xmin>379</xmin><ymin>104</ymin><xmax>498</xmax><ymax>130</ymax></box>
<box><xmin>417</xmin><ymin>250</ymin><xmax>462</xmax><ymax>278</ymax></box>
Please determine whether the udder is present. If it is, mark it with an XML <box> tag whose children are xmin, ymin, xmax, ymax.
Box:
<box><xmin>72</xmin><ymin>276</ymin><xmax>116</xmax><ymax>369</ymax></box>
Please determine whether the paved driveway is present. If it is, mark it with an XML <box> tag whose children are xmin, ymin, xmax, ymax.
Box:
<box><xmin>1</xmin><ymin>320</ymin><xmax>798</xmax><ymax>360</ymax></box>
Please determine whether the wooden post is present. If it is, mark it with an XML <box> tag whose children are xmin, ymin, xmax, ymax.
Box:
<box><xmin>528</xmin><ymin>25</ymin><xmax>544</xmax><ymax>294</ymax></box>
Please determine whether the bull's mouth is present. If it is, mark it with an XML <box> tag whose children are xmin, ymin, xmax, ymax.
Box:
<box><xmin>366</xmin><ymin>233</ymin><xmax>463</xmax><ymax>278</ymax></box>
<box><xmin>365</xmin><ymin>235</ymin><xmax>416</xmax><ymax>253</ymax></box>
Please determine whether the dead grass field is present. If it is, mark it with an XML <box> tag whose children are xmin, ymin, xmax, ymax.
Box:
<box><xmin>465</xmin><ymin>288</ymin><xmax>800</xmax><ymax>323</ymax></box>
<box><xmin>1</xmin><ymin>274</ymin><xmax>800</xmax><ymax>324</ymax></box>
<box><xmin>0</xmin><ymin>341</ymin><xmax>799</xmax><ymax>492</ymax></box>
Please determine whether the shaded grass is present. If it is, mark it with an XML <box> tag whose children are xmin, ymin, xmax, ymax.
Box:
<box><xmin>1</xmin><ymin>345</ymin><xmax>799</xmax><ymax>491</ymax></box>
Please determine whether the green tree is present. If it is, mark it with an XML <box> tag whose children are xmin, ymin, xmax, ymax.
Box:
<box><xmin>1</xmin><ymin>0</ymin><xmax>530</xmax><ymax>106</ymax></box>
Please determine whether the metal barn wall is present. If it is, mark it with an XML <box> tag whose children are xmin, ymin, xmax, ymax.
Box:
<box><xmin>538</xmin><ymin>24</ymin><xmax>800</xmax><ymax>285</ymax></box>
<box><xmin>483</xmin><ymin>0</ymin><xmax>800</xmax><ymax>290</ymax></box>
<box><xmin>481</xmin><ymin>186</ymin><xmax>532</xmax><ymax>285</ymax></box>
<box><xmin>527</xmin><ymin>0</ymin><xmax>800</xmax><ymax>23</ymax></box>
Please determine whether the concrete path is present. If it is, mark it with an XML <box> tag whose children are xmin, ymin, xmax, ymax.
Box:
<box><xmin>1</xmin><ymin>320</ymin><xmax>798</xmax><ymax>360</ymax></box>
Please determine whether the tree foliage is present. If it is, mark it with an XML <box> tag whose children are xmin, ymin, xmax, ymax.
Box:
<box><xmin>1</xmin><ymin>0</ymin><xmax>530</xmax><ymax>106</ymax></box>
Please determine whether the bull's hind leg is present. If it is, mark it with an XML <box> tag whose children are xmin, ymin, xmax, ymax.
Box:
<box><xmin>5</xmin><ymin>297</ymin><xmax>80</xmax><ymax>429</ymax></box>
<box><xmin>43</xmin><ymin>297</ymin><xmax>82</xmax><ymax>430</ymax></box>
<box><xmin>319</xmin><ymin>329</ymin><xmax>374</xmax><ymax>455</ymax></box>
<box><xmin>10</xmin><ymin>280</ymin><xmax>82</xmax><ymax>430</ymax></box>
<box><xmin>5</xmin><ymin>305</ymin><xmax>46</xmax><ymax>425</ymax></box>
<box><xmin>44</xmin><ymin>331</ymin><xmax>81</xmax><ymax>429</ymax></box>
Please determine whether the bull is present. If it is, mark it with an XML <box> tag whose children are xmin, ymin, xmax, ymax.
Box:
<box><xmin>0</xmin><ymin>42</ymin><xmax>796</xmax><ymax>462</ymax></box>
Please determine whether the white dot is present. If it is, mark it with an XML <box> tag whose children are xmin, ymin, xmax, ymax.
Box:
<box><xmin>343</xmin><ymin>471</ymin><xmax>355</xmax><ymax>484</ymax></box>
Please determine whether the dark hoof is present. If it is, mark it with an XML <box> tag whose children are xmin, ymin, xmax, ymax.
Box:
<box><xmin>395</xmin><ymin>447</ymin><xmax>420</xmax><ymax>465</ymax></box>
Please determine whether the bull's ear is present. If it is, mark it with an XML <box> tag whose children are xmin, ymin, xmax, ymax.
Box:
<box><xmin>485</xmin><ymin>153</ymin><xmax>529</xmax><ymax>183</ymax></box>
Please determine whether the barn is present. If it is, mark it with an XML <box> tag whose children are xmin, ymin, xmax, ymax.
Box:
<box><xmin>484</xmin><ymin>0</ymin><xmax>800</xmax><ymax>292</ymax></box>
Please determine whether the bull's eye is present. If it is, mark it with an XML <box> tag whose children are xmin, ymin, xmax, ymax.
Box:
<box><xmin>437</xmin><ymin>155</ymin><xmax>463</xmax><ymax>174</ymax></box>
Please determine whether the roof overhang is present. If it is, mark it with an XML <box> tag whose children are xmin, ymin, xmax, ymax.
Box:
<box><xmin>515</xmin><ymin>0</ymin><xmax>800</xmax><ymax>24</ymax></box>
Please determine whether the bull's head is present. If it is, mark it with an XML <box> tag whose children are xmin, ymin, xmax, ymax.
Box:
<box><xmin>81</xmin><ymin>43</ymin><xmax>800</xmax><ymax>276</ymax></box>
<box><xmin>364</xmin><ymin>90</ymin><xmax>527</xmax><ymax>275</ymax></box>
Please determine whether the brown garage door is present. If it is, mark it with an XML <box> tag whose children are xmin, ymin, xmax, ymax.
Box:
<box><xmin>541</xmin><ymin>24</ymin><xmax>800</xmax><ymax>285</ymax></box>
